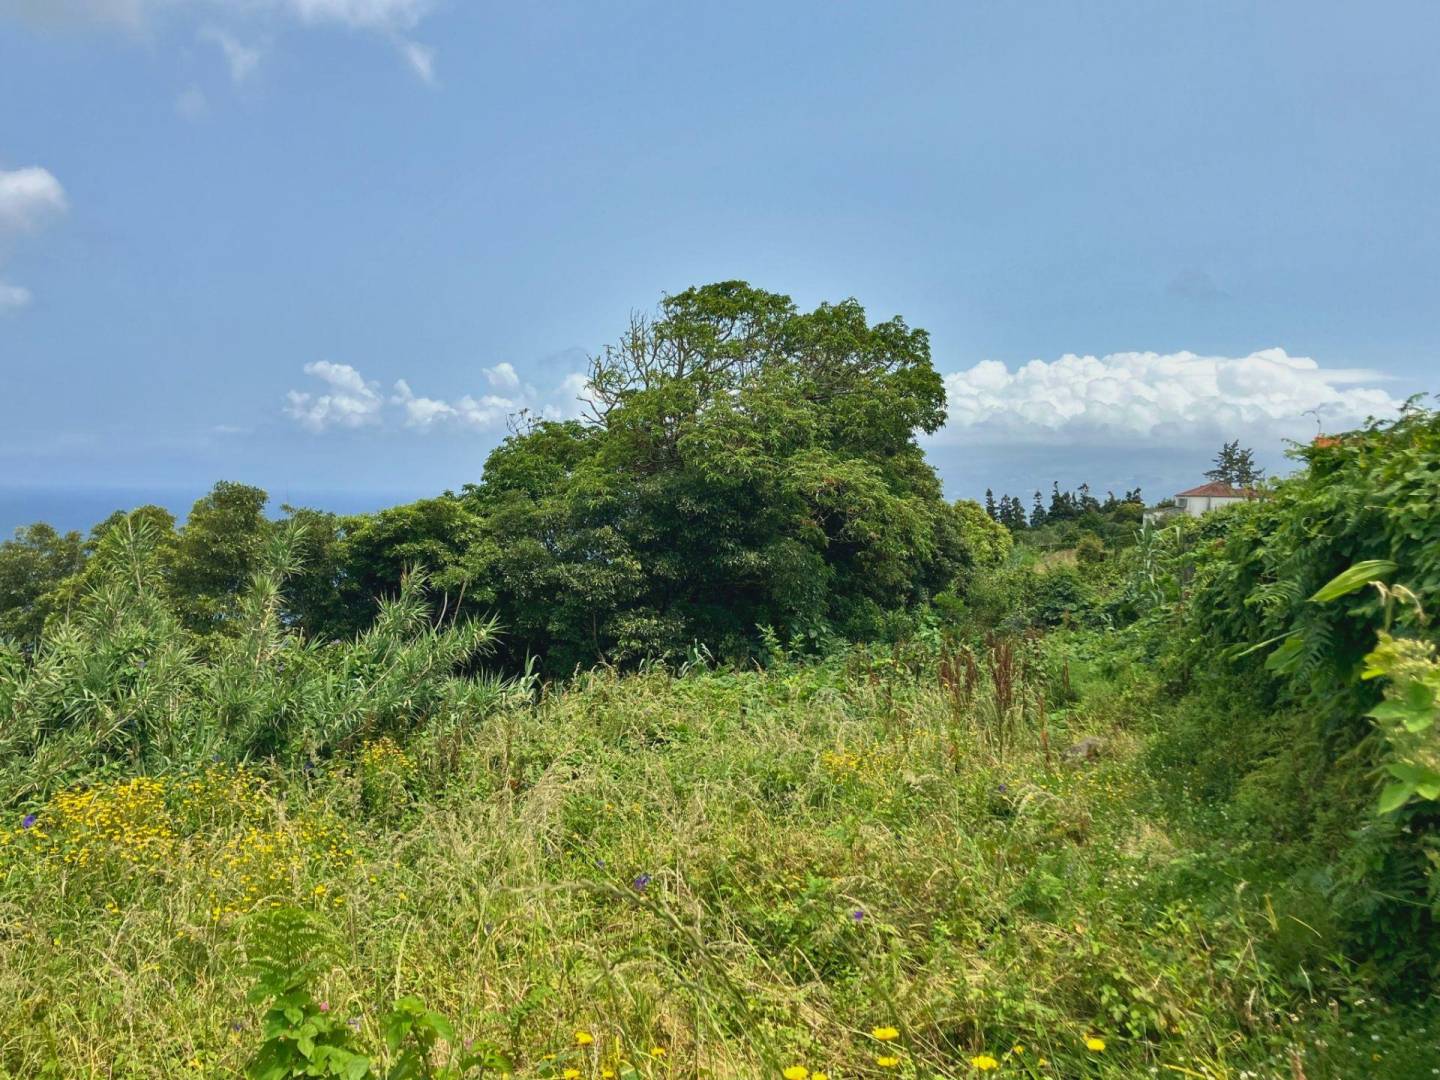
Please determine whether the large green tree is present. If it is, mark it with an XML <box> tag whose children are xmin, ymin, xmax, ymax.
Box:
<box><xmin>461</xmin><ymin>282</ymin><xmax>967</xmax><ymax>669</ymax></box>
<box><xmin>171</xmin><ymin>482</ymin><xmax>273</xmax><ymax>631</ymax></box>
<box><xmin>0</xmin><ymin>524</ymin><xmax>86</xmax><ymax>643</ymax></box>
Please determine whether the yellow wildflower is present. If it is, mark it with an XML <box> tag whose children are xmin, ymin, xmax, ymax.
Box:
<box><xmin>877</xmin><ymin>1057</ymin><xmax>900</xmax><ymax>1068</ymax></box>
<box><xmin>971</xmin><ymin>1055</ymin><xmax>999</xmax><ymax>1070</ymax></box>
<box><xmin>871</xmin><ymin>1026</ymin><xmax>900</xmax><ymax>1041</ymax></box>
<box><xmin>783</xmin><ymin>1068</ymin><xmax>809</xmax><ymax>1080</ymax></box>
<box><xmin>575</xmin><ymin>1031</ymin><xmax>594</xmax><ymax>1046</ymax></box>
<box><xmin>1084</xmin><ymin>1036</ymin><xmax>1106</xmax><ymax>1052</ymax></box>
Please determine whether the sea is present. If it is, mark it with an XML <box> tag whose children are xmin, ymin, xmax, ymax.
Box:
<box><xmin>0</xmin><ymin>486</ymin><xmax>422</xmax><ymax>538</ymax></box>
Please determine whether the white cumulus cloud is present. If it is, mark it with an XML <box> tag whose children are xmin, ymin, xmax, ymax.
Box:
<box><xmin>284</xmin><ymin>360</ymin><xmax>384</xmax><ymax>431</ymax></box>
<box><xmin>392</xmin><ymin>377</ymin><xmax>519</xmax><ymax>431</ymax></box>
<box><xmin>484</xmin><ymin>362</ymin><xmax>520</xmax><ymax>390</ymax></box>
<box><xmin>0</xmin><ymin>166</ymin><xmax>68</xmax><ymax>233</ymax></box>
<box><xmin>0</xmin><ymin>165</ymin><xmax>68</xmax><ymax>311</ymax></box>
<box><xmin>392</xmin><ymin>378</ymin><xmax>457</xmax><ymax>428</ymax></box>
<box><xmin>287</xmin><ymin>362</ymin><xmax>593</xmax><ymax>433</ymax></box>
<box><xmin>937</xmin><ymin>348</ymin><xmax>1401</xmax><ymax>446</ymax></box>
<box><xmin>552</xmin><ymin>371</ymin><xmax>598</xmax><ymax>419</ymax></box>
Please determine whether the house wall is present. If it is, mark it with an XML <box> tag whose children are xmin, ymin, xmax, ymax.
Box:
<box><xmin>1178</xmin><ymin>495</ymin><xmax>1247</xmax><ymax>517</ymax></box>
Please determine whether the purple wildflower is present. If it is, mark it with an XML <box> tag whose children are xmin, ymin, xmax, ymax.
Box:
<box><xmin>851</xmin><ymin>908</ymin><xmax>865</xmax><ymax>922</ymax></box>
<box><xmin>633</xmin><ymin>873</ymin><xmax>652</xmax><ymax>892</ymax></box>
<box><xmin>21</xmin><ymin>813</ymin><xmax>37</xmax><ymax>830</ymax></box>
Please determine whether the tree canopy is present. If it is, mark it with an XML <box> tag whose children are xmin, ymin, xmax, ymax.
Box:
<box><xmin>0</xmin><ymin>523</ymin><xmax>85</xmax><ymax>643</ymax></box>
<box><xmin>1204</xmin><ymin>439</ymin><xmax>1265</xmax><ymax>487</ymax></box>
<box><xmin>458</xmin><ymin>282</ymin><xmax>966</xmax><ymax>668</ymax></box>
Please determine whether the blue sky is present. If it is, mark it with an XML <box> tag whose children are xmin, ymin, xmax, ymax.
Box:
<box><xmin>2</xmin><ymin>0</ymin><xmax>1437</xmax><ymax>532</ymax></box>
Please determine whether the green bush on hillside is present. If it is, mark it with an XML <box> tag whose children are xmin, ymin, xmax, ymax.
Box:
<box><xmin>1139</xmin><ymin>403</ymin><xmax>1440</xmax><ymax>979</ymax></box>
<box><xmin>0</xmin><ymin>516</ymin><xmax>516</xmax><ymax>805</ymax></box>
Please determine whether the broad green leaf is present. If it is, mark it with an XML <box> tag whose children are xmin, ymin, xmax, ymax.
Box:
<box><xmin>1368</xmin><ymin>700</ymin><xmax>1412</xmax><ymax>721</ymax></box>
<box><xmin>1403</xmin><ymin>679</ymin><xmax>1436</xmax><ymax>711</ymax></box>
<box><xmin>1377</xmin><ymin>781</ymin><xmax>1413</xmax><ymax>813</ymax></box>
<box><xmin>1367</xmin><ymin>700</ymin><xmax>1437</xmax><ymax>733</ymax></box>
<box><xmin>1309</xmin><ymin>560</ymin><xmax>1397</xmax><ymax>603</ymax></box>
<box><xmin>382</xmin><ymin>1015</ymin><xmax>412</xmax><ymax>1055</ymax></box>
<box><xmin>421</xmin><ymin>1011</ymin><xmax>454</xmax><ymax>1040</ymax></box>
<box><xmin>1386</xmin><ymin>762</ymin><xmax>1432</xmax><ymax>784</ymax></box>
<box><xmin>1404</xmin><ymin>712</ymin><xmax>1436</xmax><ymax>734</ymax></box>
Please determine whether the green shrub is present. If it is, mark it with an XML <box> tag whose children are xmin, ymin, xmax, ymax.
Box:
<box><xmin>1075</xmin><ymin>533</ymin><xmax>1106</xmax><ymax>566</ymax></box>
<box><xmin>1143</xmin><ymin>404</ymin><xmax>1440</xmax><ymax>979</ymax></box>
<box><xmin>1025</xmin><ymin>565</ymin><xmax>1097</xmax><ymax>627</ymax></box>
<box><xmin>0</xmin><ymin>516</ymin><xmax>517</xmax><ymax>803</ymax></box>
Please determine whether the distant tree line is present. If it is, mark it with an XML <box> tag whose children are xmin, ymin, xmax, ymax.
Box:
<box><xmin>983</xmin><ymin>482</ymin><xmax>1145</xmax><ymax>532</ymax></box>
<box><xmin>980</xmin><ymin>439</ymin><xmax>1266</xmax><ymax>538</ymax></box>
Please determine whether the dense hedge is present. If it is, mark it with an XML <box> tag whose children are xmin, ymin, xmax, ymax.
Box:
<box><xmin>1154</xmin><ymin>405</ymin><xmax>1440</xmax><ymax>979</ymax></box>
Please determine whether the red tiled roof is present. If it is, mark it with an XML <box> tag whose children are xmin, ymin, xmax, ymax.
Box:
<box><xmin>1175</xmin><ymin>481</ymin><xmax>1260</xmax><ymax>498</ymax></box>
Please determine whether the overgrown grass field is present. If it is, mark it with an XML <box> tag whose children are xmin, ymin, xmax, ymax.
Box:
<box><xmin>4</xmin><ymin>642</ymin><xmax>1434</xmax><ymax>1078</ymax></box>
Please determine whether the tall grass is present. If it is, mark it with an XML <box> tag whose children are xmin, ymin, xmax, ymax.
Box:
<box><xmin>3</xmin><ymin>639</ymin><xmax>1433</xmax><ymax>1078</ymax></box>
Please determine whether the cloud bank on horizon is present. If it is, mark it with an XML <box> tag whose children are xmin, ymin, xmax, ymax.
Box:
<box><xmin>284</xmin><ymin>360</ymin><xmax>592</xmax><ymax>434</ymax></box>
<box><xmin>938</xmin><ymin>348</ymin><xmax>1400</xmax><ymax>447</ymax></box>
<box><xmin>280</xmin><ymin>348</ymin><xmax>1404</xmax><ymax>455</ymax></box>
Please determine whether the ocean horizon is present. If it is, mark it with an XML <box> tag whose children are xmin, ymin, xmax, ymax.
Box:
<box><xmin>0</xmin><ymin>485</ymin><xmax>427</xmax><ymax>538</ymax></box>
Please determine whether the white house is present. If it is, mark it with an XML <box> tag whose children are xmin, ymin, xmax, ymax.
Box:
<box><xmin>1146</xmin><ymin>481</ymin><xmax>1260</xmax><ymax>522</ymax></box>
